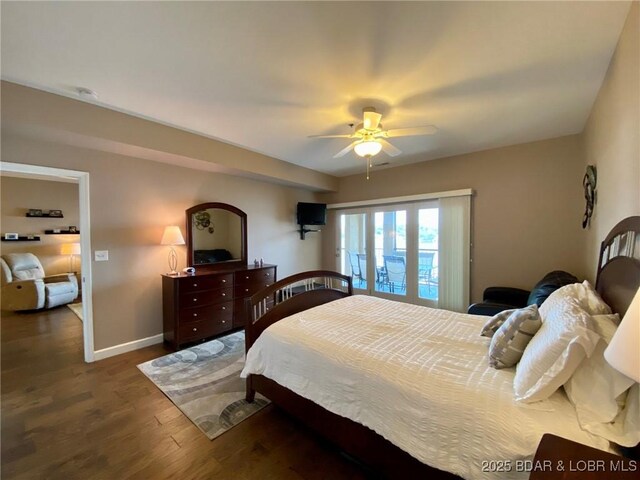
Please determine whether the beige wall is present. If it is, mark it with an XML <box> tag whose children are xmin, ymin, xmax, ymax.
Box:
<box><xmin>582</xmin><ymin>2</ymin><xmax>640</xmax><ymax>280</ymax></box>
<box><xmin>1</xmin><ymin>176</ymin><xmax>80</xmax><ymax>275</ymax></box>
<box><xmin>320</xmin><ymin>135</ymin><xmax>587</xmax><ymax>303</ymax></box>
<box><xmin>1</xmin><ymin>135</ymin><xmax>321</xmax><ymax>351</ymax></box>
<box><xmin>1</xmin><ymin>81</ymin><xmax>338</xmax><ymax>192</ymax></box>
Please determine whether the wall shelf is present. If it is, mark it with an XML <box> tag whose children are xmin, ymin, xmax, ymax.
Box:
<box><xmin>26</xmin><ymin>213</ymin><xmax>64</xmax><ymax>218</ymax></box>
<box><xmin>1</xmin><ymin>236</ymin><xmax>41</xmax><ymax>242</ymax></box>
<box><xmin>44</xmin><ymin>230</ymin><xmax>79</xmax><ymax>235</ymax></box>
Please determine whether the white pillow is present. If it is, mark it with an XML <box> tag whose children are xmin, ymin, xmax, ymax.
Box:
<box><xmin>514</xmin><ymin>286</ymin><xmax>601</xmax><ymax>403</ymax></box>
<box><xmin>540</xmin><ymin>281</ymin><xmax>611</xmax><ymax>318</ymax></box>
<box><xmin>564</xmin><ymin>314</ymin><xmax>639</xmax><ymax>446</ymax></box>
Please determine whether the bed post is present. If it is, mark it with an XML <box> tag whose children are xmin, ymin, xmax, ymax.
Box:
<box><xmin>246</xmin><ymin>377</ymin><xmax>255</xmax><ymax>403</ymax></box>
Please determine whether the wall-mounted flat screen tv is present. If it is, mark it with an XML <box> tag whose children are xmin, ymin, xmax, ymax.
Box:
<box><xmin>297</xmin><ymin>202</ymin><xmax>327</xmax><ymax>226</ymax></box>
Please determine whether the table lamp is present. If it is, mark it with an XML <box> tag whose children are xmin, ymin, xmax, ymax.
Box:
<box><xmin>60</xmin><ymin>243</ymin><xmax>81</xmax><ymax>272</ymax></box>
<box><xmin>161</xmin><ymin>226</ymin><xmax>185</xmax><ymax>275</ymax></box>
<box><xmin>604</xmin><ymin>287</ymin><xmax>640</xmax><ymax>382</ymax></box>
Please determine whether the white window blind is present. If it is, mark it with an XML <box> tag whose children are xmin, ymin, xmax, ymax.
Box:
<box><xmin>437</xmin><ymin>195</ymin><xmax>471</xmax><ymax>312</ymax></box>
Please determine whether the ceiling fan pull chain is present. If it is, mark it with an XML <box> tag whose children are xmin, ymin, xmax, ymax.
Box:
<box><xmin>366</xmin><ymin>156</ymin><xmax>371</xmax><ymax>180</ymax></box>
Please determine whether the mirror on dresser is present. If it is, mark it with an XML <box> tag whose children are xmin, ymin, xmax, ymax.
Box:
<box><xmin>186</xmin><ymin>202</ymin><xmax>247</xmax><ymax>269</ymax></box>
<box><xmin>162</xmin><ymin>202</ymin><xmax>276</xmax><ymax>351</ymax></box>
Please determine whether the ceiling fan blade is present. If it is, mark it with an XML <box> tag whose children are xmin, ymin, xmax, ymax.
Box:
<box><xmin>363</xmin><ymin>111</ymin><xmax>382</xmax><ymax>130</ymax></box>
<box><xmin>333</xmin><ymin>141</ymin><xmax>359</xmax><ymax>158</ymax></box>
<box><xmin>384</xmin><ymin>125</ymin><xmax>437</xmax><ymax>137</ymax></box>
<box><xmin>379</xmin><ymin>139</ymin><xmax>402</xmax><ymax>157</ymax></box>
<box><xmin>308</xmin><ymin>133</ymin><xmax>355</xmax><ymax>139</ymax></box>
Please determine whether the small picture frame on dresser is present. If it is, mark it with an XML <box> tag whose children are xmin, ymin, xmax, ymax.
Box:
<box><xmin>4</xmin><ymin>233</ymin><xmax>18</xmax><ymax>240</ymax></box>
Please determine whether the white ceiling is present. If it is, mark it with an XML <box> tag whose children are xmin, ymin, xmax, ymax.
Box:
<box><xmin>1</xmin><ymin>1</ymin><xmax>631</xmax><ymax>176</ymax></box>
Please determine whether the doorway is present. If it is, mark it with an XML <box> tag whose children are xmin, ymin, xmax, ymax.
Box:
<box><xmin>0</xmin><ymin>162</ymin><xmax>94</xmax><ymax>362</ymax></box>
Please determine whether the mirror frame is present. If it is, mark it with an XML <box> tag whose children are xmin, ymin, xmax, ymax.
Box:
<box><xmin>186</xmin><ymin>202</ymin><xmax>247</xmax><ymax>270</ymax></box>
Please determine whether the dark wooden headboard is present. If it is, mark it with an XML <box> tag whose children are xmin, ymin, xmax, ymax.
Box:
<box><xmin>595</xmin><ymin>216</ymin><xmax>640</xmax><ymax>317</ymax></box>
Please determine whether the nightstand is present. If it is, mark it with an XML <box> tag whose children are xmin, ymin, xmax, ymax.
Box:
<box><xmin>530</xmin><ymin>434</ymin><xmax>637</xmax><ymax>479</ymax></box>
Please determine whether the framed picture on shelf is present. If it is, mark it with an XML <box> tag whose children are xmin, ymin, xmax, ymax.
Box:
<box><xmin>49</xmin><ymin>209</ymin><xmax>63</xmax><ymax>217</ymax></box>
<box><xmin>68</xmin><ymin>226</ymin><xmax>78</xmax><ymax>233</ymax></box>
<box><xmin>27</xmin><ymin>209</ymin><xmax>42</xmax><ymax>216</ymax></box>
<box><xmin>4</xmin><ymin>233</ymin><xmax>18</xmax><ymax>240</ymax></box>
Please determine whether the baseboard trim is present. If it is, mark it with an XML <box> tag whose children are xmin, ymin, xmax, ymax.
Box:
<box><xmin>93</xmin><ymin>333</ymin><xmax>164</xmax><ymax>361</ymax></box>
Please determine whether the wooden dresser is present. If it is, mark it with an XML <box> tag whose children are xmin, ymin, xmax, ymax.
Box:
<box><xmin>162</xmin><ymin>264</ymin><xmax>277</xmax><ymax>350</ymax></box>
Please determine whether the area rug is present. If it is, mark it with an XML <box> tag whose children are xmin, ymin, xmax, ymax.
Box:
<box><xmin>66</xmin><ymin>302</ymin><xmax>83</xmax><ymax>321</ymax></box>
<box><xmin>137</xmin><ymin>331</ymin><xmax>269</xmax><ymax>440</ymax></box>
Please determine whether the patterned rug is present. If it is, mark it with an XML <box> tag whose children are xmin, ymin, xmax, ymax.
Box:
<box><xmin>137</xmin><ymin>331</ymin><xmax>269</xmax><ymax>440</ymax></box>
<box><xmin>66</xmin><ymin>302</ymin><xmax>83</xmax><ymax>321</ymax></box>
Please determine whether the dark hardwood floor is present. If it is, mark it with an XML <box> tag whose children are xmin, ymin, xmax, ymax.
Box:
<box><xmin>1</xmin><ymin>307</ymin><xmax>368</xmax><ymax>479</ymax></box>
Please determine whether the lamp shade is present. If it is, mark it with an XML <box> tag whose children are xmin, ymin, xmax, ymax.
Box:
<box><xmin>604</xmin><ymin>287</ymin><xmax>640</xmax><ymax>382</ymax></box>
<box><xmin>354</xmin><ymin>140</ymin><xmax>382</xmax><ymax>157</ymax></box>
<box><xmin>161</xmin><ymin>226</ymin><xmax>185</xmax><ymax>246</ymax></box>
<box><xmin>60</xmin><ymin>243</ymin><xmax>81</xmax><ymax>255</ymax></box>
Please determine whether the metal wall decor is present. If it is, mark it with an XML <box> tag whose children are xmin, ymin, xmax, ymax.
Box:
<box><xmin>193</xmin><ymin>210</ymin><xmax>214</xmax><ymax>234</ymax></box>
<box><xmin>582</xmin><ymin>165</ymin><xmax>597</xmax><ymax>229</ymax></box>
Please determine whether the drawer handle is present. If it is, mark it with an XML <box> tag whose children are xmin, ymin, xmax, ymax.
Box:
<box><xmin>222</xmin><ymin>320</ymin><xmax>226</xmax><ymax>324</ymax></box>
<box><xmin>193</xmin><ymin>283</ymin><xmax>198</xmax><ymax>287</ymax></box>
<box><xmin>192</xmin><ymin>298</ymin><xmax>197</xmax><ymax>302</ymax></box>
<box><xmin>222</xmin><ymin>306</ymin><xmax>226</xmax><ymax>310</ymax></box>
<box><xmin>222</xmin><ymin>293</ymin><xmax>226</xmax><ymax>297</ymax></box>
<box><xmin>266</xmin><ymin>284</ymin><xmax>270</xmax><ymax>287</ymax></box>
<box><xmin>193</xmin><ymin>313</ymin><xmax>198</xmax><ymax>317</ymax></box>
<box><xmin>245</xmin><ymin>288</ymin><xmax>249</xmax><ymax>292</ymax></box>
<box><xmin>222</xmin><ymin>279</ymin><xmax>226</xmax><ymax>283</ymax></box>
<box><xmin>265</xmin><ymin>273</ymin><xmax>270</xmax><ymax>277</ymax></box>
<box><xmin>192</xmin><ymin>327</ymin><xmax>197</xmax><ymax>332</ymax></box>
<box><xmin>245</xmin><ymin>276</ymin><xmax>249</xmax><ymax>279</ymax></box>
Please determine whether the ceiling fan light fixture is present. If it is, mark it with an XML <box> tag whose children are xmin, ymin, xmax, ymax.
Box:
<box><xmin>354</xmin><ymin>140</ymin><xmax>382</xmax><ymax>158</ymax></box>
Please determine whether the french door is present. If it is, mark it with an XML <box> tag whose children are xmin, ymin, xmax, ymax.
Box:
<box><xmin>336</xmin><ymin>202</ymin><xmax>439</xmax><ymax>306</ymax></box>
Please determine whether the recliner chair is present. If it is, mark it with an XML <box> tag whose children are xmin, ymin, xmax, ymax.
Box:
<box><xmin>1</xmin><ymin>253</ymin><xmax>78</xmax><ymax>311</ymax></box>
<box><xmin>467</xmin><ymin>270</ymin><xmax>578</xmax><ymax>316</ymax></box>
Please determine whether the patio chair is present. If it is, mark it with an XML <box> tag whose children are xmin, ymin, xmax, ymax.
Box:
<box><xmin>347</xmin><ymin>251</ymin><xmax>364</xmax><ymax>287</ymax></box>
<box><xmin>382</xmin><ymin>255</ymin><xmax>406</xmax><ymax>293</ymax></box>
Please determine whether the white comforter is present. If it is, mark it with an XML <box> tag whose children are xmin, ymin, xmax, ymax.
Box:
<box><xmin>241</xmin><ymin>295</ymin><xmax>610</xmax><ymax>480</ymax></box>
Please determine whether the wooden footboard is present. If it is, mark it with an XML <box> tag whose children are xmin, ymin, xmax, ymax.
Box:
<box><xmin>243</xmin><ymin>270</ymin><xmax>456</xmax><ymax>478</ymax></box>
<box><xmin>244</xmin><ymin>270</ymin><xmax>352</xmax><ymax>401</ymax></box>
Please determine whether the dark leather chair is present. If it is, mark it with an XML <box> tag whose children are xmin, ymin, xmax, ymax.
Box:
<box><xmin>467</xmin><ymin>270</ymin><xmax>578</xmax><ymax>316</ymax></box>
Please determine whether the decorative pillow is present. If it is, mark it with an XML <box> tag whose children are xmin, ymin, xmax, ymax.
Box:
<box><xmin>514</xmin><ymin>290</ymin><xmax>600</xmax><ymax>403</ymax></box>
<box><xmin>481</xmin><ymin>309</ymin><xmax>515</xmax><ymax>338</ymax></box>
<box><xmin>564</xmin><ymin>314</ymin><xmax>637</xmax><ymax>444</ymax></box>
<box><xmin>488</xmin><ymin>305</ymin><xmax>542</xmax><ymax>369</ymax></box>
<box><xmin>539</xmin><ymin>281</ymin><xmax>611</xmax><ymax>318</ymax></box>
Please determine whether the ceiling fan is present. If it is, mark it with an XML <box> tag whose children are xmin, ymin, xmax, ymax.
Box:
<box><xmin>309</xmin><ymin>107</ymin><xmax>437</xmax><ymax>178</ymax></box>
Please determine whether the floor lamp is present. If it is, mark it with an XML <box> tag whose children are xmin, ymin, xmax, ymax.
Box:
<box><xmin>60</xmin><ymin>243</ymin><xmax>81</xmax><ymax>272</ymax></box>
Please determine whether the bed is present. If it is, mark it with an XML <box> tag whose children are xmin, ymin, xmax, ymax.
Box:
<box><xmin>242</xmin><ymin>216</ymin><xmax>640</xmax><ymax>479</ymax></box>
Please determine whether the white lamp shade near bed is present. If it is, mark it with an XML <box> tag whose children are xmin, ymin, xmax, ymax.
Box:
<box><xmin>604</xmin><ymin>287</ymin><xmax>640</xmax><ymax>383</ymax></box>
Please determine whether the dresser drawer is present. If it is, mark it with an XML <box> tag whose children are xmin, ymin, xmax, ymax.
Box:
<box><xmin>180</xmin><ymin>287</ymin><xmax>233</xmax><ymax>307</ymax></box>
<box><xmin>235</xmin><ymin>268</ymin><xmax>276</xmax><ymax>286</ymax></box>
<box><xmin>179</xmin><ymin>273</ymin><xmax>233</xmax><ymax>293</ymax></box>
<box><xmin>178</xmin><ymin>317</ymin><xmax>229</xmax><ymax>343</ymax></box>
<box><xmin>179</xmin><ymin>301</ymin><xmax>234</xmax><ymax>324</ymax></box>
